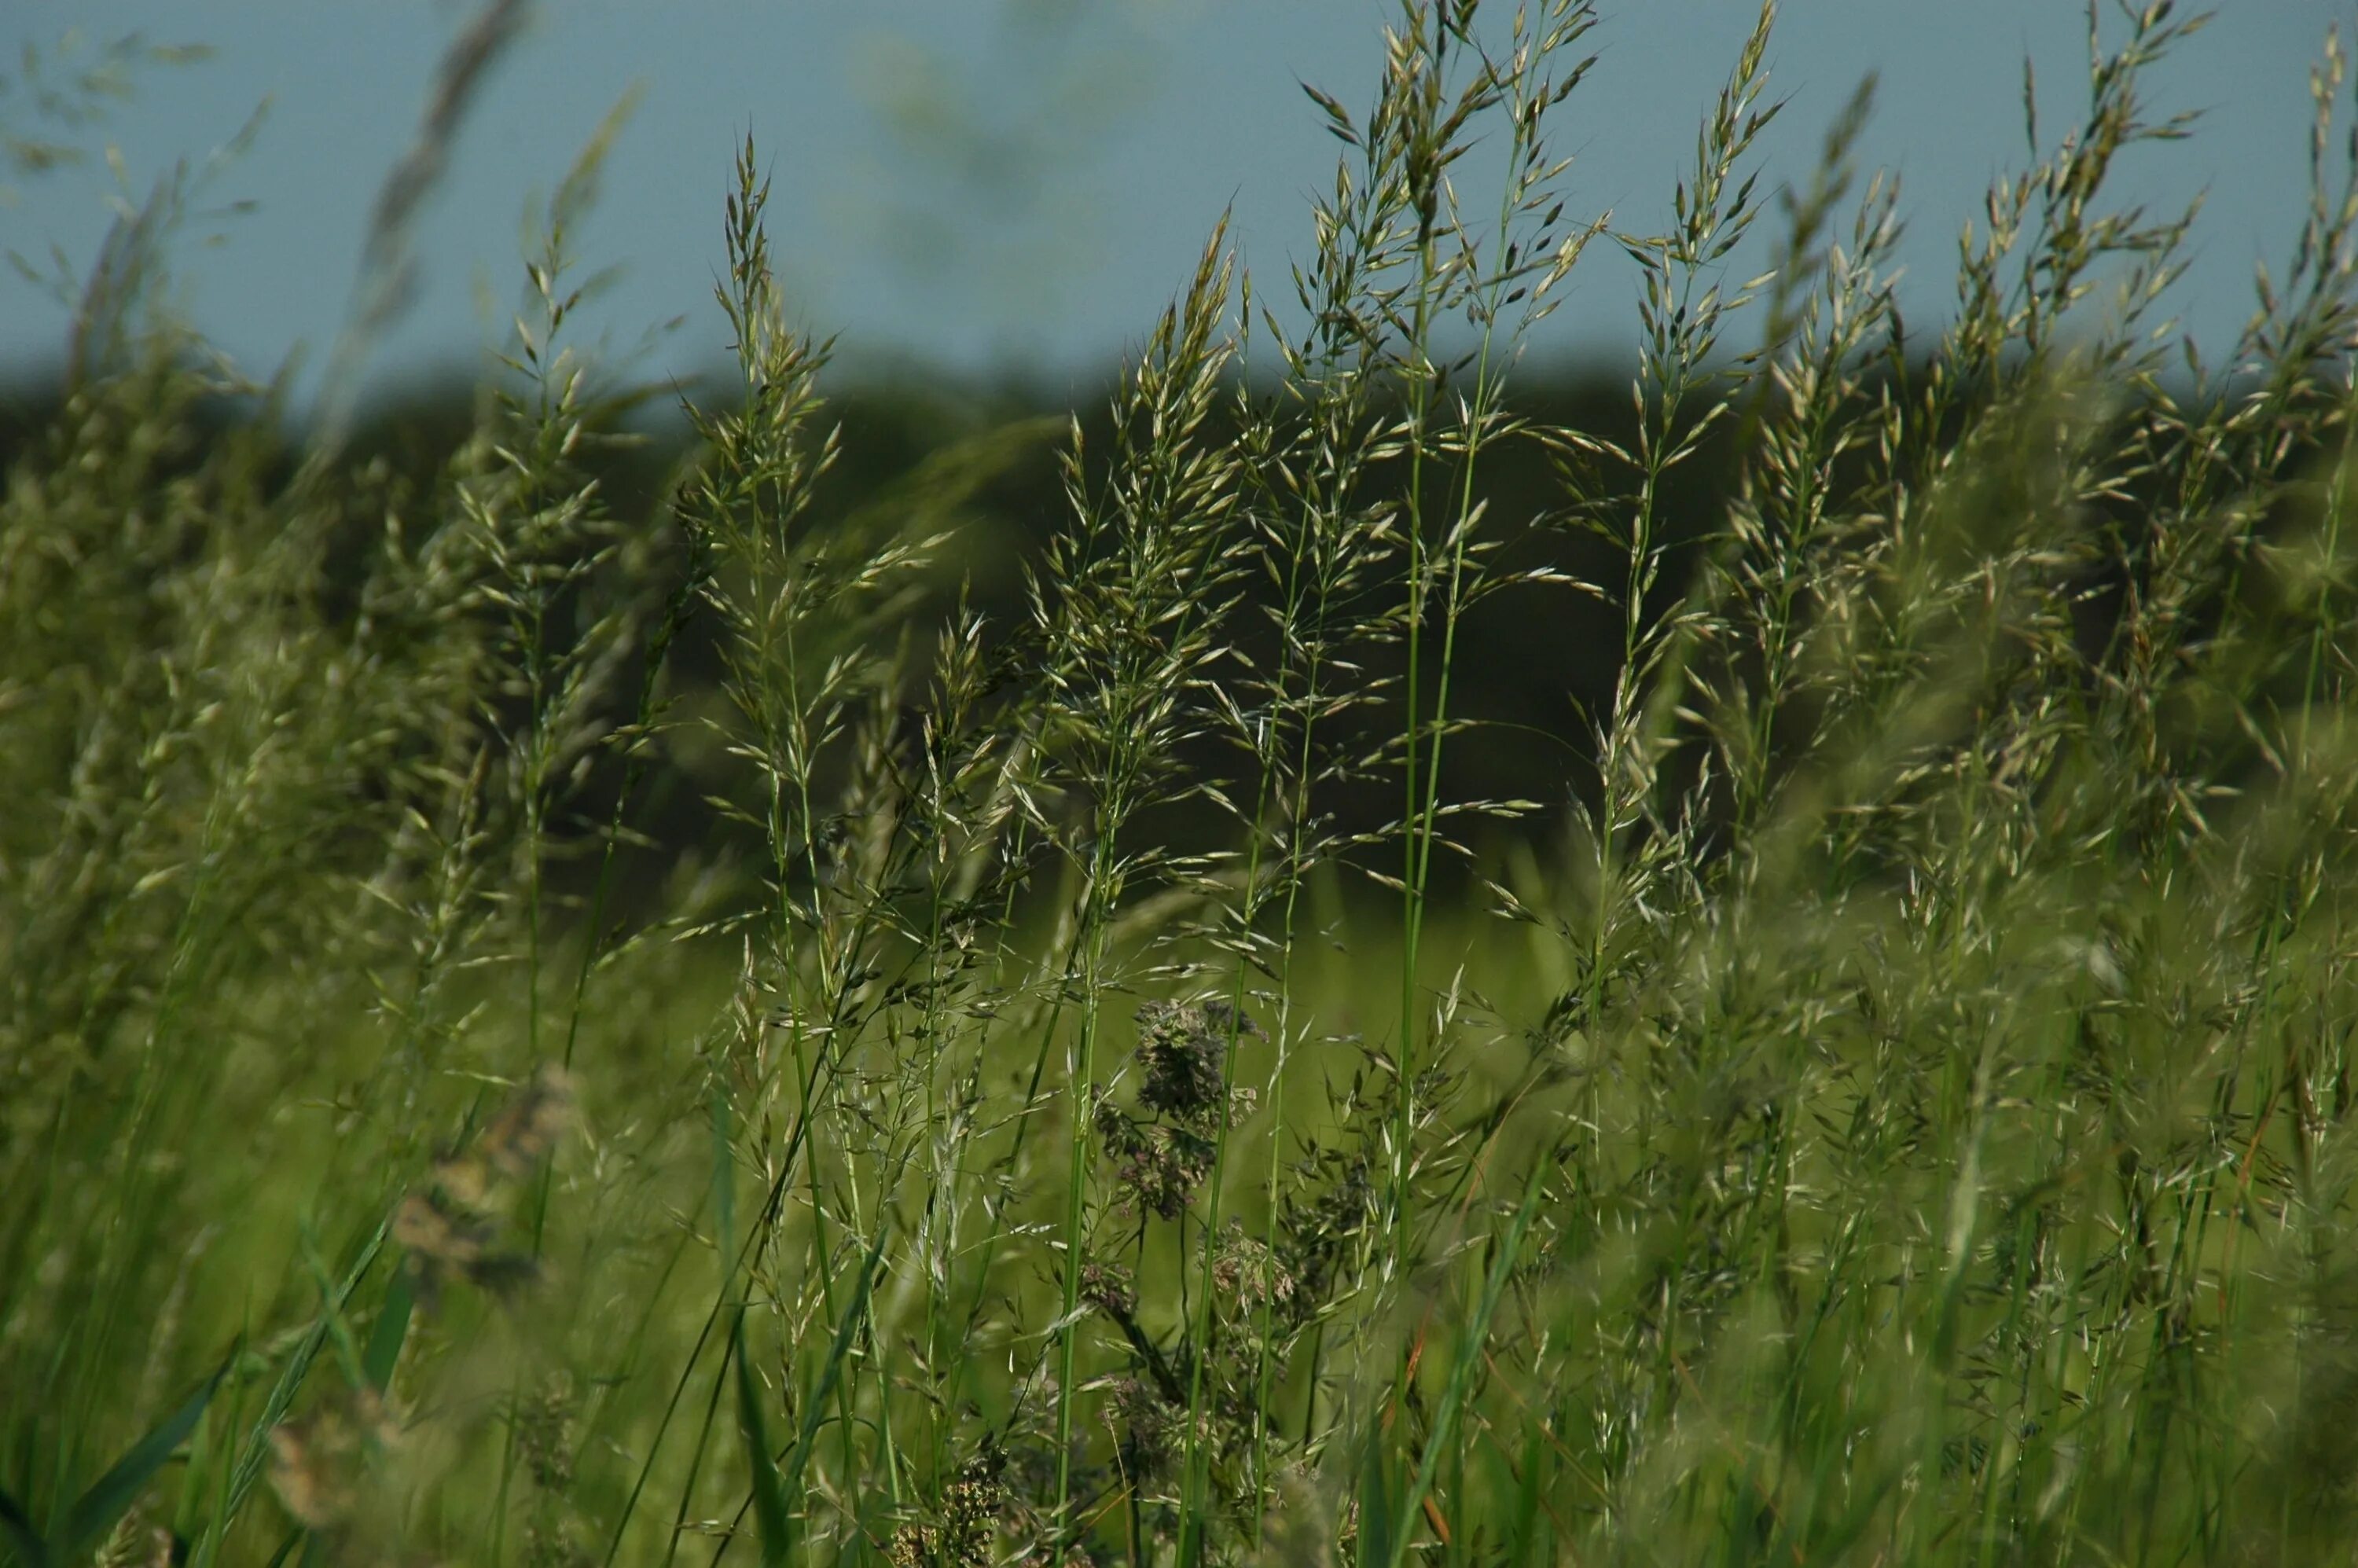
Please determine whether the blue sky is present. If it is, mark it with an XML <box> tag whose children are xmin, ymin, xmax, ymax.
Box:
<box><xmin>1</xmin><ymin>1</ymin><xmax>2346</xmax><ymax>402</ymax></box>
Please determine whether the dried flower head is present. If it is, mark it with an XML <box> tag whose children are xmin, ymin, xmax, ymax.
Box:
<box><xmin>430</xmin><ymin>1065</ymin><xmax>579</xmax><ymax>1207</ymax></box>
<box><xmin>392</xmin><ymin>1190</ymin><xmax>538</xmax><ymax>1312</ymax></box>
<box><xmin>1104</xmin><ymin>1377</ymin><xmax>1181</xmax><ymax>1482</ymax></box>
<box><xmin>479</xmin><ymin>1064</ymin><xmax>578</xmax><ymax>1181</ymax></box>
<box><xmin>1096</xmin><ymin>1103</ymin><xmax>1216</xmax><ymax>1221</ymax></box>
<box><xmin>1079</xmin><ymin>1260</ymin><xmax>1137</xmax><ymax>1318</ymax></box>
<box><xmin>1096</xmin><ymin>1002</ymin><xmax>1265</xmax><ymax>1219</ymax></box>
<box><xmin>1211</xmin><ymin>1220</ymin><xmax>1295</xmax><ymax>1313</ymax></box>
<box><xmin>391</xmin><ymin>1191</ymin><xmax>494</xmax><ymax>1269</ymax></box>
<box><xmin>516</xmin><ymin>1373</ymin><xmax>576</xmax><ymax>1493</ymax></box>
<box><xmin>887</xmin><ymin>1442</ymin><xmax>1005</xmax><ymax>1568</ymax></box>
<box><xmin>396</xmin><ymin>1065</ymin><xmax>576</xmax><ymax>1311</ymax></box>
<box><xmin>1133</xmin><ymin>1000</ymin><xmax>1261</xmax><ymax>1124</ymax></box>
<box><xmin>92</xmin><ymin>1509</ymin><xmax>176</xmax><ymax>1568</ymax></box>
<box><xmin>268</xmin><ymin>1387</ymin><xmax>401</xmax><ymax>1530</ymax></box>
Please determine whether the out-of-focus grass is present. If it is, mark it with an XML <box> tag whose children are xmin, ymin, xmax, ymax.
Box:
<box><xmin>8</xmin><ymin>2</ymin><xmax>2358</xmax><ymax>1566</ymax></box>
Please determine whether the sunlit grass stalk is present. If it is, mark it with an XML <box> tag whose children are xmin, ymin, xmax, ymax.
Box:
<box><xmin>20</xmin><ymin>6</ymin><xmax>2358</xmax><ymax>1566</ymax></box>
<box><xmin>1039</xmin><ymin>231</ymin><xmax>1242</xmax><ymax>1543</ymax></box>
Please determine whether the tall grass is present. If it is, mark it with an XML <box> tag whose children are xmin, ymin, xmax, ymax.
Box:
<box><xmin>7</xmin><ymin>1</ymin><xmax>2358</xmax><ymax>1564</ymax></box>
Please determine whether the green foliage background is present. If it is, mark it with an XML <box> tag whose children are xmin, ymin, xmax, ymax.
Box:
<box><xmin>7</xmin><ymin>4</ymin><xmax>2358</xmax><ymax>1566</ymax></box>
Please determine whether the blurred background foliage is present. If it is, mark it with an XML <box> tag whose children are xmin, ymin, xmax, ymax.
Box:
<box><xmin>9</xmin><ymin>4</ymin><xmax>2358</xmax><ymax>1566</ymax></box>
<box><xmin>0</xmin><ymin>359</ymin><xmax>1735</xmax><ymax>908</ymax></box>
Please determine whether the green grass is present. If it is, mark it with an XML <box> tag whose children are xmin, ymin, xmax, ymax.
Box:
<box><xmin>7</xmin><ymin>1</ymin><xmax>2358</xmax><ymax>1563</ymax></box>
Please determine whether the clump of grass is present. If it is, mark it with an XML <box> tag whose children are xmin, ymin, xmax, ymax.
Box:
<box><xmin>7</xmin><ymin>2</ymin><xmax>2358</xmax><ymax>1565</ymax></box>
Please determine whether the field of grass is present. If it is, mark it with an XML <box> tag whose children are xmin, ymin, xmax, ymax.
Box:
<box><xmin>9</xmin><ymin>2</ymin><xmax>2358</xmax><ymax>1564</ymax></box>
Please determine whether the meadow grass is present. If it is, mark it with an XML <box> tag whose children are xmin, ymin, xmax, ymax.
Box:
<box><xmin>7</xmin><ymin>2</ymin><xmax>2358</xmax><ymax>1563</ymax></box>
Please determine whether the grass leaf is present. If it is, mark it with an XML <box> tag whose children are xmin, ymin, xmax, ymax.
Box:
<box><xmin>1358</xmin><ymin>1426</ymin><xmax>1396</xmax><ymax>1568</ymax></box>
<box><xmin>778</xmin><ymin>1226</ymin><xmax>888</xmax><ymax>1517</ymax></box>
<box><xmin>56</xmin><ymin>1351</ymin><xmax>231</xmax><ymax>1562</ymax></box>
<box><xmin>0</xmin><ymin>1483</ymin><xmax>49</xmax><ymax>1568</ymax></box>
<box><xmin>361</xmin><ymin>1270</ymin><xmax>412</xmax><ymax>1394</ymax></box>
<box><xmin>731</xmin><ymin>1314</ymin><xmax>790</xmax><ymax>1568</ymax></box>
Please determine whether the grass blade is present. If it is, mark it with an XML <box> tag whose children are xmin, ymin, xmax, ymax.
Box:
<box><xmin>189</xmin><ymin>1217</ymin><xmax>388</xmax><ymax>1568</ymax></box>
<box><xmin>0</xmin><ymin>1483</ymin><xmax>48</xmax><ymax>1568</ymax></box>
<box><xmin>56</xmin><ymin>1350</ymin><xmax>231</xmax><ymax>1562</ymax></box>
<box><xmin>722</xmin><ymin>1223</ymin><xmax>890</xmax><ymax>1565</ymax></box>
<box><xmin>1358</xmin><ymin>1425</ymin><xmax>1396</xmax><ymax>1568</ymax></box>
<box><xmin>1386</xmin><ymin>1159</ymin><xmax>1548</xmax><ymax>1568</ymax></box>
<box><xmin>782</xmin><ymin>1226</ymin><xmax>886</xmax><ymax>1505</ymax></box>
<box><xmin>730</xmin><ymin>1314</ymin><xmax>790</xmax><ymax>1568</ymax></box>
<box><xmin>361</xmin><ymin>1269</ymin><xmax>411</xmax><ymax>1394</ymax></box>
